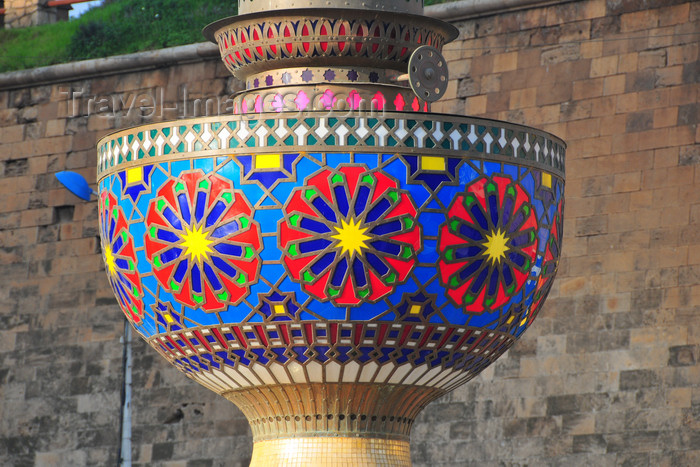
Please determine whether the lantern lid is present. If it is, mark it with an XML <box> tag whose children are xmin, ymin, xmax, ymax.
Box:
<box><xmin>237</xmin><ymin>0</ymin><xmax>424</xmax><ymax>15</ymax></box>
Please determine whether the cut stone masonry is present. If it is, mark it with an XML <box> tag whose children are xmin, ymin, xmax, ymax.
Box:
<box><xmin>3</xmin><ymin>0</ymin><xmax>69</xmax><ymax>29</ymax></box>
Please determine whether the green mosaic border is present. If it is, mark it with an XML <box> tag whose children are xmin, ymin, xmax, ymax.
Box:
<box><xmin>97</xmin><ymin>112</ymin><xmax>566</xmax><ymax>180</ymax></box>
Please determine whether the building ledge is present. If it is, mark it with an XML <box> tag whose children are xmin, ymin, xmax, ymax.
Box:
<box><xmin>0</xmin><ymin>42</ymin><xmax>220</xmax><ymax>91</ymax></box>
<box><xmin>426</xmin><ymin>0</ymin><xmax>574</xmax><ymax>21</ymax></box>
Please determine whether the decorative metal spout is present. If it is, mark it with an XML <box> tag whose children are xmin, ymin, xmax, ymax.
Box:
<box><xmin>96</xmin><ymin>1</ymin><xmax>565</xmax><ymax>465</ymax></box>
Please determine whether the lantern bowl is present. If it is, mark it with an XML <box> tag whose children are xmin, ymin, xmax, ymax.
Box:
<box><xmin>97</xmin><ymin>110</ymin><xmax>564</xmax><ymax>465</ymax></box>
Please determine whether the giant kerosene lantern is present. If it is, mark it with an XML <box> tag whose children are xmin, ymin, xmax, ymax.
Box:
<box><xmin>96</xmin><ymin>0</ymin><xmax>565</xmax><ymax>464</ymax></box>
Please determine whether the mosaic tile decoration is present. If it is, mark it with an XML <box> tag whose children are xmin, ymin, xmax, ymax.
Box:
<box><xmin>97</xmin><ymin>147</ymin><xmax>564</xmax><ymax>392</ymax></box>
<box><xmin>97</xmin><ymin>112</ymin><xmax>566</xmax><ymax>178</ymax></box>
<box><xmin>98</xmin><ymin>1</ymin><xmax>566</xmax><ymax>463</ymax></box>
<box><xmin>228</xmin><ymin>85</ymin><xmax>430</xmax><ymax>114</ymax></box>
<box><xmin>204</xmin><ymin>11</ymin><xmax>456</xmax><ymax>81</ymax></box>
<box><xmin>245</xmin><ymin>68</ymin><xmax>406</xmax><ymax>89</ymax></box>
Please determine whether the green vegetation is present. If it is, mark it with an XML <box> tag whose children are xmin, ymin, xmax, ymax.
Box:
<box><xmin>0</xmin><ymin>0</ymin><xmax>457</xmax><ymax>73</ymax></box>
<box><xmin>0</xmin><ymin>18</ymin><xmax>78</xmax><ymax>72</ymax></box>
<box><xmin>0</xmin><ymin>0</ymin><xmax>236</xmax><ymax>72</ymax></box>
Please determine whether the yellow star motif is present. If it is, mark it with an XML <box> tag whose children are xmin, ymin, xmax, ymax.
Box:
<box><xmin>181</xmin><ymin>224</ymin><xmax>214</xmax><ymax>263</ymax></box>
<box><xmin>483</xmin><ymin>228</ymin><xmax>510</xmax><ymax>264</ymax></box>
<box><xmin>104</xmin><ymin>245</ymin><xmax>117</xmax><ymax>275</ymax></box>
<box><xmin>332</xmin><ymin>218</ymin><xmax>371</xmax><ymax>257</ymax></box>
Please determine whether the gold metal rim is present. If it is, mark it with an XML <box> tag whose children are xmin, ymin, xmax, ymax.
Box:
<box><xmin>203</xmin><ymin>9</ymin><xmax>459</xmax><ymax>44</ymax></box>
<box><xmin>96</xmin><ymin>111</ymin><xmax>566</xmax><ymax>180</ymax></box>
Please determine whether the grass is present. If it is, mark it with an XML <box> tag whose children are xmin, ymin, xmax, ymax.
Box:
<box><xmin>0</xmin><ymin>0</ymin><xmax>459</xmax><ymax>73</ymax></box>
<box><xmin>0</xmin><ymin>0</ymin><xmax>236</xmax><ymax>72</ymax></box>
<box><xmin>0</xmin><ymin>18</ymin><xmax>79</xmax><ymax>72</ymax></box>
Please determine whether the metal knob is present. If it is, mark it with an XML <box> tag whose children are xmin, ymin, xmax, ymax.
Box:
<box><xmin>408</xmin><ymin>45</ymin><xmax>449</xmax><ymax>103</ymax></box>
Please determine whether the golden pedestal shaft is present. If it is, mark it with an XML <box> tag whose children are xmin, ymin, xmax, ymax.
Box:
<box><xmin>251</xmin><ymin>437</ymin><xmax>411</xmax><ymax>466</ymax></box>
<box><xmin>224</xmin><ymin>383</ymin><xmax>444</xmax><ymax>465</ymax></box>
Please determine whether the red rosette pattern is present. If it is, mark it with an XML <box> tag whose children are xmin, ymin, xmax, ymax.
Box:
<box><xmin>280</xmin><ymin>166</ymin><xmax>421</xmax><ymax>306</ymax></box>
<box><xmin>145</xmin><ymin>169</ymin><xmax>262</xmax><ymax>311</ymax></box>
<box><xmin>438</xmin><ymin>175</ymin><xmax>538</xmax><ymax>312</ymax></box>
<box><xmin>99</xmin><ymin>191</ymin><xmax>144</xmax><ymax>323</ymax></box>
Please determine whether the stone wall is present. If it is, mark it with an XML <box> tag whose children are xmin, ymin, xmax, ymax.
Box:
<box><xmin>419</xmin><ymin>0</ymin><xmax>699</xmax><ymax>465</ymax></box>
<box><xmin>0</xmin><ymin>0</ymin><xmax>698</xmax><ymax>465</ymax></box>
<box><xmin>3</xmin><ymin>0</ymin><xmax>68</xmax><ymax>29</ymax></box>
<box><xmin>0</xmin><ymin>53</ymin><xmax>253</xmax><ymax>466</ymax></box>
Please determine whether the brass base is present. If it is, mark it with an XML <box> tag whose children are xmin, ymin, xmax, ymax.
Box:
<box><xmin>222</xmin><ymin>383</ymin><xmax>445</xmax><ymax>441</ymax></box>
<box><xmin>250</xmin><ymin>436</ymin><xmax>411</xmax><ymax>467</ymax></box>
<box><xmin>224</xmin><ymin>383</ymin><xmax>442</xmax><ymax>465</ymax></box>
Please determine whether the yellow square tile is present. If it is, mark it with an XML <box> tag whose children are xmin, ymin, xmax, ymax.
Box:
<box><xmin>422</xmin><ymin>156</ymin><xmax>446</xmax><ymax>171</ymax></box>
<box><xmin>542</xmin><ymin>172</ymin><xmax>552</xmax><ymax>188</ymax></box>
<box><xmin>126</xmin><ymin>167</ymin><xmax>142</xmax><ymax>184</ymax></box>
<box><xmin>256</xmin><ymin>153</ymin><xmax>281</xmax><ymax>169</ymax></box>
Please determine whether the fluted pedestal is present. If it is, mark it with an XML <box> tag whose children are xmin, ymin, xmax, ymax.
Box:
<box><xmin>225</xmin><ymin>383</ymin><xmax>442</xmax><ymax>465</ymax></box>
<box><xmin>224</xmin><ymin>383</ymin><xmax>442</xmax><ymax>465</ymax></box>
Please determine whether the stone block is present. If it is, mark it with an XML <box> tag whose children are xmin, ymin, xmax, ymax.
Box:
<box><xmin>653</xmin><ymin>60</ymin><xmax>681</xmax><ymax>85</ymax></box>
<box><xmin>486</xmin><ymin>91</ymin><xmax>510</xmax><ymax>113</ymax></box>
<box><xmin>563</xmin><ymin>413</ymin><xmax>596</xmax><ymax>435</ymax></box>
<box><xmin>590</xmin><ymin>56</ymin><xmax>618</xmax><ymax>78</ymax></box>
<box><xmin>626</xmin><ymin>110</ymin><xmax>654</xmax><ymax>132</ymax></box>
<box><xmin>572</xmin><ymin>434</ymin><xmax>607</xmax><ymax>453</ymax></box>
<box><xmin>456</xmin><ymin>78</ymin><xmax>479</xmax><ymax>98</ymax></box>
<box><xmin>668</xmin><ymin>345</ymin><xmax>697</xmax><ymax>366</ymax></box>
<box><xmin>620</xmin><ymin>369</ymin><xmax>660</xmax><ymax>390</ymax></box>
<box><xmin>481</xmin><ymin>74</ymin><xmax>501</xmax><ymax>93</ymax></box>
<box><xmin>567</xmin><ymin>117</ymin><xmax>600</xmax><ymax>138</ymax></box>
<box><xmin>19</xmin><ymin>208</ymin><xmax>54</xmax><ymax>228</ymax></box>
<box><xmin>626</xmin><ymin>72</ymin><xmax>658</xmax><ymax>96</ymax></box>
<box><xmin>667</xmin><ymin>43</ymin><xmax>698</xmax><ymax>66</ymax></box>
<box><xmin>681</xmin><ymin>61</ymin><xmax>700</xmax><ymax>84</ymax></box>
<box><xmin>541</xmin><ymin>43</ymin><xmax>581</xmax><ymax>65</ymax></box>
<box><xmin>678</xmin><ymin>103</ymin><xmax>699</xmax><ymax>126</ymax></box>
<box><xmin>639</xmin><ymin>49</ymin><xmax>668</xmax><ymax>70</ymax></box>
<box><xmin>0</xmin><ymin>125</ymin><xmax>24</xmax><ymax>144</ymax></box>
<box><xmin>536</xmin><ymin>82</ymin><xmax>573</xmax><ymax>106</ymax></box>
<box><xmin>575</xmin><ymin>215</ymin><xmax>608</xmax><ymax>237</ymax></box>
<box><xmin>607</xmin><ymin>430</ymin><xmax>662</xmax><ymax>453</ymax></box>
<box><xmin>620</xmin><ymin>9</ymin><xmax>660</xmax><ymax>32</ymax></box>
<box><xmin>573</xmin><ymin>78</ymin><xmax>604</xmax><ymax>100</ymax></box>
<box><xmin>493</xmin><ymin>52</ymin><xmax>518</xmax><ymax>72</ymax></box>
<box><xmin>152</xmin><ymin>443</ymin><xmax>175</xmax><ymax>461</ymax></box>
<box><xmin>652</xmin><ymin>106</ymin><xmax>678</xmax><ymax>128</ymax></box>
<box><xmin>660</xmin><ymin>2</ymin><xmax>691</xmax><ymax>26</ymax></box>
